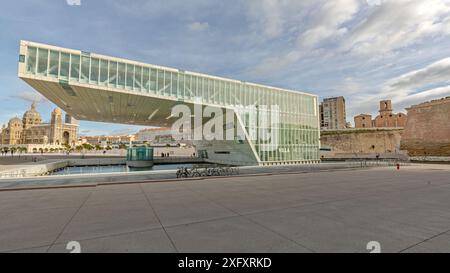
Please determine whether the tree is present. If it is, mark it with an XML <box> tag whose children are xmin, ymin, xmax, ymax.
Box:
<box><xmin>82</xmin><ymin>143</ymin><xmax>94</xmax><ymax>151</ymax></box>
<box><xmin>18</xmin><ymin>147</ymin><xmax>27</xmax><ymax>155</ymax></box>
<box><xmin>75</xmin><ymin>145</ymin><xmax>83</xmax><ymax>153</ymax></box>
<box><xmin>118</xmin><ymin>144</ymin><xmax>127</xmax><ymax>150</ymax></box>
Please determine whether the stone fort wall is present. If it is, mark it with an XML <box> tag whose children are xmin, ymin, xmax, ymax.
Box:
<box><xmin>321</xmin><ymin>128</ymin><xmax>403</xmax><ymax>154</ymax></box>
<box><xmin>400</xmin><ymin>97</ymin><xmax>450</xmax><ymax>156</ymax></box>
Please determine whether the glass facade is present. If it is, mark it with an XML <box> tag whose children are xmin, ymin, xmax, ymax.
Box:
<box><xmin>22</xmin><ymin>43</ymin><xmax>320</xmax><ymax>165</ymax></box>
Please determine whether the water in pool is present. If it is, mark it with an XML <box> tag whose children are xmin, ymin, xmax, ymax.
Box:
<box><xmin>51</xmin><ymin>164</ymin><xmax>193</xmax><ymax>176</ymax></box>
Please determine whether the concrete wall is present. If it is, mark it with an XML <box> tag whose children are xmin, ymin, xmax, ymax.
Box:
<box><xmin>320</xmin><ymin>128</ymin><xmax>404</xmax><ymax>155</ymax></box>
<box><xmin>194</xmin><ymin>139</ymin><xmax>259</xmax><ymax>166</ymax></box>
<box><xmin>67</xmin><ymin>158</ymin><xmax>126</xmax><ymax>166</ymax></box>
<box><xmin>401</xmin><ymin>97</ymin><xmax>450</xmax><ymax>156</ymax></box>
<box><xmin>0</xmin><ymin>160</ymin><xmax>68</xmax><ymax>178</ymax></box>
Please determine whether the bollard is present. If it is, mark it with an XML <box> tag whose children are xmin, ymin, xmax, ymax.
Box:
<box><xmin>396</xmin><ymin>163</ymin><xmax>400</xmax><ymax>170</ymax></box>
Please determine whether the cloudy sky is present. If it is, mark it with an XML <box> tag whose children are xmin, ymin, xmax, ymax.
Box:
<box><xmin>1</xmin><ymin>0</ymin><xmax>450</xmax><ymax>135</ymax></box>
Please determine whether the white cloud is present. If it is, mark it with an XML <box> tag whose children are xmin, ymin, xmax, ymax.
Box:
<box><xmin>298</xmin><ymin>0</ymin><xmax>360</xmax><ymax>49</ymax></box>
<box><xmin>188</xmin><ymin>21</ymin><xmax>209</xmax><ymax>32</ymax></box>
<box><xmin>361</xmin><ymin>57</ymin><xmax>450</xmax><ymax>113</ymax></box>
<box><xmin>344</xmin><ymin>56</ymin><xmax>450</xmax><ymax>118</ymax></box>
<box><xmin>386</xmin><ymin>57</ymin><xmax>450</xmax><ymax>91</ymax></box>
<box><xmin>338</xmin><ymin>77</ymin><xmax>364</xmax><ymax>96</ymax></box>
<box><xmin>249</xmin><ymin>0</ymin><xmax>360</xmax><ymax>75</ymax></box>
<box><xmin>343</xmin><ymin>0</ymin><xmax>450</xmax><ymax>55</ymax></box>
<box><xmin>248</xmin><ymin>0</ymin><xmax>450</xmax><ymax>75</ymax></box>
<box><xmin>10</xmin><ymin>91</ymin><xmax>48</xmax><ymax>104</ymax></box>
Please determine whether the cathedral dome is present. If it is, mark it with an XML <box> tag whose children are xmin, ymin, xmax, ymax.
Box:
<box><xmin>9</xmin><ymin>117</ymin><xmax>22</xmax><ymax>126</ymax></box>
<box><xmin>22</xmin><ymin>102</ymin><xmax>42</xmax><ymax>125</ymax></box>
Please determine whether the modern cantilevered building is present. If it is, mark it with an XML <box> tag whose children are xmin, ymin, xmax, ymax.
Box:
<box><xmin>18</xmin><ymin>40</ymin><xmax>320</xmax><ymax>166</ymax></box>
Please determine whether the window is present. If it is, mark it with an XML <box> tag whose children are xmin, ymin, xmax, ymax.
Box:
<box><xmin>109</xmin><ymin>61</ymin><xmax>117</xmax><ymax>86</ymax></box>
<box><xmin>26</xmin><ymin>47</ymin><xmax>37</xmax><ymax>73</ymax></box>
<box><xmin>126</xmin><ymin>64</ymin><xmax>134</xmax><ymax>89</ymax></box>
<box><xmin>150</xmin><ymin>68</ymin><xmax>157</xmax><ymax>92</ymax></box>
<box><xmin>48</xmin><ymin>51</ymin><xmax>59</xmax><ymax>77</ymax></box>
<box><xmin>37</xmin><ymin>48</ymin><xmax>48</xmax><ymax>75</ymax></box>
<box><xmin>157</xmin><ymin>70</ymin><xmax>164</xmax><ymax>94</ymax></box>
<box><xmin>164</xmin><ymin>71</ymin><xmax>171</xmax><ymax>96</ymax></box>
<box><xmin>118</xmin><ymin>63</ymin><xmax>126</xmax><ymax>88</ymax></box>
<box><xmin>214</xmin><ymin>151</ymin><xmax>231</xmax><ymax>154</ymax></box>
<box><xmin>135</xmin><ymin>66</ymin><xmax>142</xmax><ymax>90</ymax></box>
<box><xmin>90</xmin><ymin>58</ymin><xmax>99</xmax><ymax>83</ymax></box>
<box><xmin>142</xmin><ymin>67</ymin><xmax>150</xmax><ymax>91</ymax></box>
<box><xmin>185</xmin><ymin>75</ymin><xmax>191</xmax><ymax>99</ymax></box>
<box><xmin>179</xmin><ymin>73</ymin><xmax>185</xmax><ymax>98</ymax></box>
<box><xmin>171</xmin><ymin>72</ymin><xmax>178</xmax><ymax>97</ymax></box>
<box><xmin>60</xmin><ymin>53</ymin><xmax>70</xmax><ymax>79</ymax></box>
<box><xmin>80</xmin><ymin>56</ymin><xmax>90</xmax><ymax>83</ymax></box>
<box><xmin>100</xmin><ymin>60</ymin><xmax>108</xmax><ymax>85</ymax></box>
<box><xmin>70</xmin><ymin>54</ymin><xmax>80</xmax><ymax>80</ymax></box>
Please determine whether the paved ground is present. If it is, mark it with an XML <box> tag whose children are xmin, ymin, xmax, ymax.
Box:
<box><xmin>1</xmin><ymin>165</ymin><xmax>449</xmax><ymax>253</ymax></box>
<box><xmin>0</xmin><ymin>161</ymin><xmax>398</xmax><ymax>189</ymax></box>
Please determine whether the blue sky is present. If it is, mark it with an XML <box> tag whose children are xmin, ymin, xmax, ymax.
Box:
<box><xmin>1</xmin><ymin>0</ymin><xmax>450</xmax><ymax>135</ymax></box>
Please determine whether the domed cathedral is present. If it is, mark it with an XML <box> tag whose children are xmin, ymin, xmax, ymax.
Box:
<box><xmin>22</xmin><ymin>102</ymin><xmax>42</xmax><ymax>129</ymax></box>
<box><xmin>0</xmin><ymin>103</ymin><xmax>79</xmax><ymax>146</ymax></box>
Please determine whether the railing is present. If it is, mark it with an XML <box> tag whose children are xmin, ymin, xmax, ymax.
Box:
<box><xmin>344</xmin><ymin>159</ymin><xmax>412</xmax><ymax>168</ymax></box>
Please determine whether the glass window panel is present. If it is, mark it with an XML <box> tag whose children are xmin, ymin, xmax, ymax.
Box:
<box><xmin>100</xmin><ymin>60</ymin><xmax>108</xmax><ymax>85</ymax></box>
<box><xmin>118</xmin><ymin>63</ymin><xmax>126</xmax><ymax>88</ymax></box>
<box><xmin>90</xmin><ymin>58</ymin><xmax>99</xmax><ymax>83</ymax></box>
<box><xmin>80</xmin><ymin>56</ymin><xmax>90</xmax><ymax>83</ymax></box>
<box><xmin>157</xmin><ymin>69</ymin><xmax>164</xmax><ymax>94</ymax></box>
<box><xmin>126</xmin><ymin>64</ymin><xmax>134</xmax><ymax>89</ymax></box>
<box><xmin>26</xmin><ymin>47</ymin><xmax>37</xmax><ymax>74</ymax></box>
<box><xmin>150</xmin><ymin>68</ymin><xmax>157</xmax><ymax>92</ymax></box>
<box><xmin>109</xmin><ymin>61</ymin><xmax>117</xmax><ymax>86</ymax></box>
<box><xmin>208</xmin><ymin>79</ymin><xmax>214</xmax><ymax>103</ymax></box>
<box><xmin>225</xmin><ymin>82</ymin><xmax>230</xmax><ymax>105</ymax></box>
<box><xmin>135</xmin><ymin>66</ymin><xmax>142</xmax><ymax>90</ymax></box>
<box><xmin>164</xmin><ymin>71</ymin><xmax>171</xmax><ymax>96</ymax></box>
<box><xmin>193</xmin><ymin>76</ymin><xmax>199</xmax><ymax>99</ymax></box>
<box><xmin>179</xmin><ymin>74</ymin><xmax>185</xmax><ymax>98</ymax></box>
<box><xmin>198</xmin><ymin>77</ymin><xmax>203</xmax><ymax>99</ymax></box>
<box><xmin>37</xmin><ymin>48</ymin><xmax>48</xmax><ymax>75</ymax></box>
<box><xmin>70</xmin><ymin>54</ymin><xmax>80</xmax><ymax>81</ymax></box>
<box><xmin>60</xmin><ymin>53</ymin><xmax>70</xmax><ymax>79</ymax></box>
<box><xmin>185</xmin><ymin>75</ymin><xmax>191</xmax><ymax>99</ymax></box>
<box><xmin>48</xmin><ymin>51</ymin><xmax>59</xmax><ymax>77</ymax></box>
<box><xmin>170</xmin><ymin>72</ymin><xmax>178</xmax><ymax>97</ymax></box>
<box><xmin>143</xmin><ymin>67</ymin><xmax>150</xmax><ymax>91</ymax></box>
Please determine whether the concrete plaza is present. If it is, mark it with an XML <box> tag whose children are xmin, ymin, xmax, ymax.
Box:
<box><xmin>1</xmin><ymin>165</ymin><xmax>449</xmax><ymax>253</ymax></box>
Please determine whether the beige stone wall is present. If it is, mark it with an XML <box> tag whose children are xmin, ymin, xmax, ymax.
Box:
<box><xmin>321</xmin><ymin>128</ymin><xmax>403</xmax><ymax>154</ymax></box>
<box><xmin>374</xmin><ymin>113</ymin><xmax>407</xmax><ymax>128</ymax></box>
<box><xmin>354</xmin><ymin>114</ymin><xmax>373</xmax><ymax>129</ymax></box>
<box><xmin>401</xmin><ymin>98</ymin><xmax>450</xmax><ymax>156</ymax></box>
